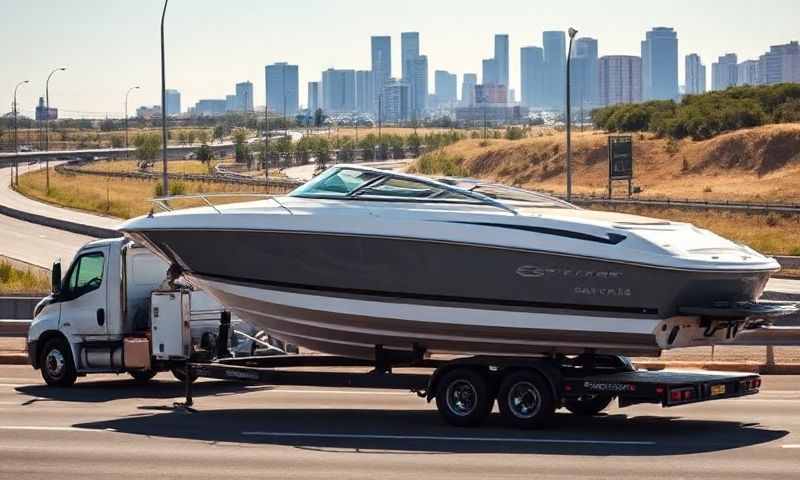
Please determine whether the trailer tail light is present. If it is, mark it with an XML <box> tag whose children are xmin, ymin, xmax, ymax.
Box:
<box><xmin>668</xmin><ymin>387</ymin><xmax>695</xmax><ymax>404</ymax></box>
<box><xmin>739</xmin><ymin>378</ymin><xmax>761</xmax><ymax>392</ymax></box>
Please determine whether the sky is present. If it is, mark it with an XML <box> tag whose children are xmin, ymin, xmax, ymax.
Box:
<box><xmin>2</xmin><ymin>0</ymin><xmax>798</xmax><ymax>118</ymax></box>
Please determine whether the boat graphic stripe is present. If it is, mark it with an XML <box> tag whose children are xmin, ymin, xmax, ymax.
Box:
<box><xmin>436</xmin><ymin>221</ymin><xmax>627</xmax><ymax>245</ymax></box>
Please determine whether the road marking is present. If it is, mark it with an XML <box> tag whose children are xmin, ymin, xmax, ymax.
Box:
<box><xmin>241</xmin><ymin>431</ymin><xmax>656</xmax><ymax>445</ymax></box>
<box><xmin>0</xmin><ymin>426</ymin><xmax>115</xmax><ymax>433</ymax></box>
<box><xmin>0</xmin><ymin>383</ymin><xmax>28</xmax><ymax>387</ymax></box>
<box><xmin>781</xmin><ymin>444</ymin><xmax>800</xmax><ymax>449</ymax></box>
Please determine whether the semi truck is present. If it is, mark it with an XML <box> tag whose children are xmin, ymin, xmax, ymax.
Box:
<box><xmin>27</xmin><ymin>238</ymin><xmax>764</xmax><ymax>429</ymax></box>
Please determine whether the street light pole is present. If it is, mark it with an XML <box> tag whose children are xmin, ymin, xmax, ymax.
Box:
<box><xmin>160</xmin><ymin>0</ymin><xmax>169</xmax><ymax>196</ymax></box>
<box><xmin>566</xmin><ymin>27</ymin><xmax>578</xmax><ymax>202</ymax></box>
<box><xmin>12</xmin><ymin>80</ymin><xmax>29</xmax><ymax>188</ymax></box>
<box><xmin>44</xmin><ymin>67</ymin><xmax>66</xmax><ymax>193</ymax></box>
<box><xmin>124</xmin><ymin>86</ymin><xmax>140</xmax><ymax>159</ymax></box>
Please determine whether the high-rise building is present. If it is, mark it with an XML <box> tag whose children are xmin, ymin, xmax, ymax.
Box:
<box><xmin>758</xmin><ymin>41</ymin><xmax>800</xmax><ymax>85</ymax></box>
<box><xmin>520</xmin><ymin>46</ymin><xmax>544</xmax><ymax>108</ymax></box>
<box><xmin>572</xmin><ymin>37</ymin><xmax>599</xmax><ymax>106</ymax></box>
<box><xmin>194</xmin><ymin>99</ymin><xmax>226</xmax><ymax>116</ymax></box>
<box><xmin>475</xmin><ymin>84</ymin><xmax>508</xmax><ymax>104</ymax></box>
<box><xmin>494</xmin><ymin>34</ymin><xmax>509</xmax><ymax>88</ymax></box>
<box><xmin>461</xmin><ymin>73</ymin><xmax>478</xmax><ymax>107</ymax></box>
<box><xmin>599</xmin><ymin>55</ymin><xmax>642</xmax><ymax>106</ymax></box>
<box><xmin>711</xmin><ymin>53</ymin><xmax>738</xmax><ymax>91</ymax></box>
<box><xmin>322</xmin><ymin>68</ymin><xmax>356</xmax><ymax>113</ymax></box>
<box><xmin>382</xmin><ymin>78</ymin><xmax>411</xmax><ymax>122</ymax></box>
<box><xmin>35</xmin><ymin>96</ymin><xmax>58</xmax><ymax>121</ymax></box>
<box><xmin>164</xmin><ymin>89</ymin><xmax>181</xmax><ymax>116</ymax></box>
<box><xmin>355</xmin><ymin>70</ymin><xmax>373</xmax><ymax>113</ymax></box>
<box><xmin>737</xmin><ymin>60</ymin><xmax>760</xmax><ymax>86</ymax></box>
<box><xmin>401</xmin><ymin>32</ymin><xmax>420</xmax><ymax>82</ymax></box>
<box><xmin>482</xmin><ymin>58</ymin><xmax>497</xmax><ymax>85</ymax></box>
<box><xmin>225</xmin><ymin>94</ymin><xmax>238</xmax><ymax>112</ymax></box>
<box><xmin>685</xmin><ymin>54</ymin><xmax>706</xmax><ymax>95</ymax></box>
<box><xmin>641</xmin><ymin>27</ymin><xmax>679</xmax><ymax>100</ymax></box>
<box><xmin>543</xmin><ymin>31</ymin><xmax>566</xmax><ymax>108</ymax></box>
<box><xmin>435</xmin><ymin>70</ymin><xmax>458</xmax><ymax>107</ymax></box>
<box><xmin>410</xmin><ymin>56</ymin><xmax>428</xmax><ymax>117</ymax></box>
<box><xmin>307</xmin><ymin>81</ymin><xmax>321</xmax><ymax>113</ymax></box>
<box><xmin>371</xmin><ymin>36</ymin><xmax>392</xmax><ymax>113</ymax></box>
<box><xmin>235</xmin><ymin>82</ymin><xmax>254</xmax><ymax>112</ymax></box>
<box><xmin>265</xmin><ymin>62</ymin><xmax>299</xmax><ymax>115</ymax></box>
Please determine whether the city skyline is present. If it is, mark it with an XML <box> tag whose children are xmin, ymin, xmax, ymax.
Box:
<box><xmin>3</xmin><ymin>0</ymin><xmax>799</xmax><ymax>117</ymax></box>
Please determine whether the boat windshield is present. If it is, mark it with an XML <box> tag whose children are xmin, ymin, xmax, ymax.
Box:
<box><xmin>290</xmin><ymin>168</ymin><xmax>384</xmax><ymax>197</ymax></box>
<box><xmin>469</xmin><ymin>184</ymin><xmax>576</xmax><ymax>209</ymax></box>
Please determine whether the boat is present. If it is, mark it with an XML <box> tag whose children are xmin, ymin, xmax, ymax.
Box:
<box><xmin>119</xmin><ymin>164</ymin><xmax>796</xmax><ymax>360</ymax></box>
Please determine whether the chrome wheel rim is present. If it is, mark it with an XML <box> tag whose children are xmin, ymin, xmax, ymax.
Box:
<box><xmin>445</xmin><ymin>380</ymin><xmax>478</xmax><ymax>417</ymax></box>
<box><xmin>45</xmin><ymin>349</ymin><xmax>65</xmax><ymax>379</ymax></box>
<box><xmin>507</xmin><ymin>381</ymin><xmax>541</xmax><ymax>419</ymax></box>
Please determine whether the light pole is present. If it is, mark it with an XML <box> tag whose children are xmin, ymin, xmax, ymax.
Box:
<box><xmin>124</xmin><ymin>86</ymin><xmax>140</xmax><ymax>158</ymax></box>
<box><xmin>565</xmin><ymin>27</ymin><xmax>578</xmax><ymax>202</ymax></box>
<box><xmin>44</xmin><ymin>67</ymin><xmax>66</xmax><ymax>192</ymax></box>
<box><xmin>159</xmin><ymin>0</ymin><xmax>169</xmax><ymax>196</ymax></box>
<box><xmin>12</xmin><ymin>80</ymin><xmax>29</xmax><ymax>187</ymax></box>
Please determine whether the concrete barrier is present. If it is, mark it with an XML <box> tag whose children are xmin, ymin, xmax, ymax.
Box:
<box><xmin>0</xmin><ymin>297</ymin><xmax>42</xmax><ymax>321</ymax></box>
<box><xmin>0</xmin><ymin>320</ymin><xmax>30</xmax><ymax>337</ymax></box>
<box><xmin>0</xmin><ymin>203</ymin><xmax>120</xmax><ymax>239</ymax></box>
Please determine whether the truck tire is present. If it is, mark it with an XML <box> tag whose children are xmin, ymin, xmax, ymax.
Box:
<box><xmin>128</xmin><ymin>370</ymin><xmax>158</xmax><ymax>383</ymax></box>
<box><xmin>497</xmin><ymin>370</ymin><xmax>555</xmax><ymax>429</ymax></box>
<box><xmin>40</xmin><ymin>338</ymin><xmax>77</xmax><ymax>387</ymax></box>
<box><xmin>564</xmin><ymin>395</ymin><xmax>614</xmax><ymax>416</ymax></box>
<box><xmin>435</xmin><ymin>368</ymin><xmax>493</xmax><ymax>428</ymax></box>
<box><xmin>171</xmin><ymin>367</ymin><xmax>198</xmax><ymax>384</ymax></box>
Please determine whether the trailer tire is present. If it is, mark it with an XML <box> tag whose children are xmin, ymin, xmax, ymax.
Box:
<box><xmin>435</xmin><ymin>368</ymin><xmax>492</xmax><ymax>428</ymax></box>
<box><xmin>40</xmin><ymin>338</ymin><xmax>77</xmax><ymax>387</ymax></box>
<box><xmin>128</xmin><ymin>370</ymin><xmax>158</xmax><ymax>383</ymax></box>
<box><xmin>497</xmin><ymin>370</ymin><xmax>555</xmax><ymax>429</ymax></box>
<box><xmin>564</xmin><ymin>395</ymin><xmax>614</xmax><ymax>416</ymax></box>
<box><xmin>171</xmin><ymin>367</ymin><xmax>198</xmax><ymax>384</ymax></box>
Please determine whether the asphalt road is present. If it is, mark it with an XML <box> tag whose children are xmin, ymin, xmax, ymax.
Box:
<box><xmin>0</xmin><ymin>366</ymin><xmax>798</xmax><ymax>479</ymax></box>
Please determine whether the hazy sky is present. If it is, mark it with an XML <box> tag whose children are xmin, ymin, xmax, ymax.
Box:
<box><xmin>2</xmin><ymin>0</ymin><xmax>798</xmax><ymax>117</ymax></box>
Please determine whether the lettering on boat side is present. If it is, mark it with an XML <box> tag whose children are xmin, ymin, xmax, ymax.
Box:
<box><xmin>574</xmin><ymin>287</ymin><xmax>632</xmax><ymax>297</ymax></box>
<box><xmin>516</xmin><ymin>266</ymin><xmax>623</xmax><ymax>280</ymax></box>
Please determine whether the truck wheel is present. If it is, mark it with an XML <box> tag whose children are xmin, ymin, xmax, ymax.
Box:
<box><xmin>564</xmin><ymin>395</ymin><xmax>614</xmax><ymax>416</ymax></box>
<box><xmin>128</xmin><ymin>370</ymin><xmax>158</xmax><ymax>383</ymax></box>
<box><xmin>40</xmin><ymin>338</ymin><xmax>77</xmax><ymax>387</ymax></box>
<box><xmin>171</xmin><ymin>367</ymin><xmax>198</xmax><ymax>384</ymax></box>
<box><xmin>497</xmin><ymin>370</ymin><xmax>555</xmax><ymax>429</ymax></box>
<box><xmin>435</xmin><ymin>368</ymin><xmax>492</xmax><ymax>427</ymax></box>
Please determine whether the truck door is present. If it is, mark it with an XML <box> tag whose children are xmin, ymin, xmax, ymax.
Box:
<box><xmin>58</xmin><ymin>248</ymin><xmax>109</xmax><ymax>338</ymax></box>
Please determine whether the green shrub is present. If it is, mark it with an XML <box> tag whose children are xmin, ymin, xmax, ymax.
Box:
<box><xmin>413</xmin><ymin>151</ymin><xmax>468</xmax><ymax>177</ymax></box>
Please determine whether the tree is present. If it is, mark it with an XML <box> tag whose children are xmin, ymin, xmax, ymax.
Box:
<box><xmin>132</xmin><ymin>133</ymin><xmax>161</xmax><ymax>167</ymax></box>
<box><xmin>232</xmin><ymin>128</ymin><xmax>248</xmax><ymax>145</ymax></box>
<box><xmin>177</xmin><ymin>130</ymin><xmax>188</xmax><ymax>145</ymax></box>
<box><xmin>314</xmin><ymin>108</ymin><xmax>325</xmax><ymax>128</ymax></box>
<box><xmin>110</xmin><ymin>135</ymin><xmax>124</xmax><ymax>148</ymax></box>
<box><xmin>196</xmin><ymin>144</ymin><xmax>212</xmax><ymax>162</ymax></box>
<box><xmin>197</xmin><ymin>129</ymin><xmax>210</xmax><ymax>145</ymax></box>
<box><xmin>186</xmin><ymin>129</ymin><xmax>197</xmax><ymax>145</ymax></box>
<box><xmin>213</xmin><ymin>125</ymin><xmax>225</xmax><ymax>143</ymax></box>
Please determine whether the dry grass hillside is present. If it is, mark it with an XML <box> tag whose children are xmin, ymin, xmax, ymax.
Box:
<box><xmin>411</xmin><ymin>124</ymin><xmax>800</xmax><ymax>202</ymax></box>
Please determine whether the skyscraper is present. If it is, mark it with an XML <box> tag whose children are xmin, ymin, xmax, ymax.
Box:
<box><xmin>164</xmin><ymin>89</ymin><xmax>181</xmax><ymax>116</ymax></box>
<box><xmin>307</xmin><ymin>81</ymin><xmax>320</xmax><ymax>113</ymax></box>
<box><xmin>572</xmin><ymin>37</ymin><xmax>599</xmax><ymax>106</ymax></box>
<box><xmin>737</xmin><ymin>60</ymin><xmax>760</xmax><ymax>86</ymax></box>
<box><xmin>520</xmin><ymin>46</ymin><xmax>544</xmax><ymax>108</ymax></box>
<box><xmin>235</xmin><ymin>81</ymin><xmax>254</xmax><ymax>112</ymax></box>
<box><xmin>434</xmin><ymin>70</ymin><xmax>458</xmax><ymax>106</ymax></box>
<box><xmin>265</xmin><ymin>62</ymin><xmax>299</xmax><ymax>115</ymax></box>
<box><xmin>482</xmin><ymin>58</ymin><xmax>497</xmax><ymax>85</ymax></box>
<box><xmin>599</xmin><ymin>55</ymin><xmax>642</xmax><ymax>106</ymax></box>
<box><xmin>410</xmin><ymin>55</ymin><xmax>428</xmax><ymax>117</ymax></box>
<box><xmin>461</xmin><ymin>73</ymin><xmax>477</xmax><ymax>107</ymax></box>
<box><xmin>758</xmin><ymin>41</ymin><xmax>800</xmax><ymax>85</ymax></box>
<box><xmin>355</xmin><ymin>70</ymin><xmax>373</xmax><ymax>113</ymax></box>
<box><xmin>371</xmin><ymin>36</ymin><xmax>392</xmax><ymax>113</ymax></box>
<box><xmin>382</xmin><ymin>79</ymin><xmax>411</xmax><ymax>122</ymax></box>
<box><xmin>711</xmin><ymin>53</ymin><xmax>738</xmax><ymax>91</ymax></box>
<box><xmin>401</xmin><ymin>32</ymin><xmax>420</xmax><ymax>82</ymax></box>
<box><xmin>641</xmin><ymin>27</ymin><xmax>679</xmax><ymax>100</ymax></box>
<box><xmin>494</xmin><ymin>34</ymin><xmax>509</xmax><ymax>88</ymax></box>
<box><xmin>322</xmin><ymin>68</ymin><xmax>356</xmax><ymax>113</ymax></box>
<box><xmin>685</xmin><ymin>54</ymin><xmax>706</xmax><ymax>95</ymax></box>
<box><xmin>543</xmin><ymin>31</ymin><xmax>566</xmax><ymax>108</ymax></box>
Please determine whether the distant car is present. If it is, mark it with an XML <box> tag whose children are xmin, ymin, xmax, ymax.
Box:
<box><xmin>19</xmin><ymin>145</ymin><xmax>34</xmax><ymax>152</ymax></box>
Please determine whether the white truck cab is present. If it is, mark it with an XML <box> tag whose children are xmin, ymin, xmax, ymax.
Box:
<box><xmin>27</xmin><ymin>238</ymin><xmax>242</xmax><ymax>386</ymax></box>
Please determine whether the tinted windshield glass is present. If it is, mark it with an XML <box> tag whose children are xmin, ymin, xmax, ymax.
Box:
<box><xmin>470</xmin><ymin>185</ymin><xmax>575</xmax><ymax>209</ymax></box>
<box><xmin>356</xmin><ymin>177</ymin><xmax>475</xmax><ymax>201</ymax></box>
<box><xmin>291</xmin><ymin>168</ymin><xmax>383</xmax><ymax>197</ymax></box>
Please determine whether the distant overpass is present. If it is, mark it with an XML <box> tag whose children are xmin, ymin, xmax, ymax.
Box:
<box><xmin>0</xmin><ymin>142</ymin><xmax>237</xmax><ymax>167</ymax></box>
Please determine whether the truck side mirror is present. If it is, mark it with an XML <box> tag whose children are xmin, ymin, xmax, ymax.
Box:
<box><xmin>51</xmin><ymin>261</ymin><xmax>62</xmax><ymax>295</ymax></box>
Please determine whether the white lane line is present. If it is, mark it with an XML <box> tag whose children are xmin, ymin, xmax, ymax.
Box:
<box><xmin>0</xmin><ymin>383</ymin><xmax>28</xmax><ymax>387</ymax></box>
<box><xmin>0</xmin><ymin>426</ymin><xmax>115</xmax><ymax>433</ymax></box>
<box><xmin>241</xmin><ymin>431</ymin><xmax>656</xmax><ymax>445</ymax></box>
<box><xmin>781</xmin><ymin>444</ymin><xmax>800</xmax><ymax>449</ymax></box>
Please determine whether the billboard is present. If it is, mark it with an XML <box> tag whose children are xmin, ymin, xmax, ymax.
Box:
<box><xmin>608</xmin><ymin>136</ymin><xmax>633</xmax><ymax>180</ymax></box>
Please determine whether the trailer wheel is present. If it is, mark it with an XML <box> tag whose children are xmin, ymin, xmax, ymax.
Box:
<box><xmin>497</xmin><ymin>370</ymin><xmax>555</xmax><ymax>429</ymax></box>
<box><xmin>128</xmin><ymin>370</ymin><xmax>158</xmax><ymax>383</ymax></box>
<box><xmin>171</xmin><ymin>367</ymin><xmax>198</xmax><ymax>384</ymax></box>
<box><xmin>564</xmin><ymin>395</ymin><xmax>614</xmax><ymax>416</ymax></box>
<box><xmin>40</xmin><ymin>338</ymin><xmax>77</xmax><ymax>387</ymax></box>
<box><xmin>435</xmin><ymin>368</ymin><xmax>492</xmax><ymax>427</ymax></box>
